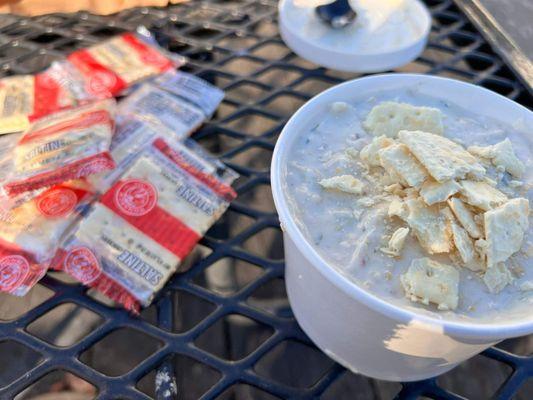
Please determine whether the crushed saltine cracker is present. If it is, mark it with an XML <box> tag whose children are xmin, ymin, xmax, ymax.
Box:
<box><xmin>403</xmin><ymin>197</ymin><xmax>452</xmax><ymax>254</ymax></box>
<box><xmin>448</xmin><ymin>197</ymin><xmax>482</xmax><ymax>239</ymax></box>
<box><xmin>483</xmin><ymin>263</ymin><xmax>514</xmax><ymax>294</ymax></box>
<box><xmin>401</xmin><ymin>258</ymin><xmax>459</xmax><ymax>311</ymax></box>
<box><xmin>483</xmin><ymin>198</ymin><xmax>529</xmax><ymax>268</ymax></box>
<box><xmin>319</xmin><ymin>175</ymin><xmax>365</xmax><ymax>195</ymax></box>
<box><xmin>459</xmin><ymin>180</ymin><xmax>508</xmax><ymax>211</ymax></box>
<box><xmin>420</xmin><ymin>179</ymin><xmax>461</xmax><ymax>206</ymax></box>
<box><xmin>399</xmin><ymin>130</ymin><xmax>485</xmax><ymax>182</ymax></box>
<box><xmin>468</xmin><ymin>138</ymin><xmax>525</xmax><ymax>178</ymax></box>
<box><xmin>450</xmin><ymin>222</ymin><xmax>476</xmax><ymax>265</ymax></box>
<box><xmin>363</xmin><ymin>102</ymin><xmax>444</xmax><ymax>138</ymax></box>
<box><xmin>379</xmin><ymin>144</ymin><xmax>429</xmax><ymax>187</ymax></box>
<box><xmin>360</xmin><ymin>136</ymin><xmax>394</xmax><ymax>166</ymax></box>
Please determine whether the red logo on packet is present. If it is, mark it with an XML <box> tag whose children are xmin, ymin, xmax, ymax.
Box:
<box><xmin>78</xmin><ymin>157</ymin><xmax>115</xmax><ymax>176</ymax></box>
<box><xmin>64</xmin><ymin>247</ymin><xmax>101</xmax><ymax>285</ymax></box>
<box><xmin>0</xmin><ymin>255</ymin><xmax>30</xmax><ymax>292</ymax></box>
<box><xmin>114</xmin><ymin>179</ymin><xmax>157</xmax><ymax>217</ymax></box>
<box><xmin>87</xmin><ymin>71</ymin><xmax>118</xmax><ymax>97</ymax></box>
<box><xmin>37</xmin><ymin>188</ymin><xmax>77</xmax><ymax>217</ymax></box>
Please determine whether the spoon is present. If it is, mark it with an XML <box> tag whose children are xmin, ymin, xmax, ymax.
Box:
<box><xmin>315</xmin><ymin>0</ymin><xmax>357</xmax><ymax>29</ymax></box>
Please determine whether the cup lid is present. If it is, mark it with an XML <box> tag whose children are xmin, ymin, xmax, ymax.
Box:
<box><xmin>279</xmin><ymin>0</ymin><xmax>432</xmax><ymax>73</ymax></box>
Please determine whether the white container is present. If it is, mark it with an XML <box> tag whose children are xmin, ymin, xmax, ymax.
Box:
<box><xmin>278</xmin><ymin>0</ymin><xmax>432</xmax><ymax>73</ymax></box>
<box><xmin>270</xmin><ymin>74</ymin><xmax>533</xmax><ymax>381</ymax></box>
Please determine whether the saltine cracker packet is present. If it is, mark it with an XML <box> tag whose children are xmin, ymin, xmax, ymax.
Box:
<box><xmin>67</xmin><ymin>32</ymin><xmax>180</xmax><ymax>98</ymax></box>
<box><xmin>117</xmin><ymin>84</ymin><xmax>205</xmax><ymax>140</ymax></box>
<box><xmin>0</xmin><ymin>180</ymin><xmax>94</xmax><ymax>296</ymax></box>
<box><xmin>2</xmin><ymin>99</ymin><xmax>116</xmax><ymax>196</ymax></box>
<box><xmin>52</xmin><ymin>135</ymin><xmax>238</xmax><ymax>312</ymax></box>
<box><xmin>117</xmin><ymin>65</ymin><xmax>226</xmax><ymax>140</ymax></box>
<box><xmin>152</xmin><ymin>70</ymin><xmax>225</xmax><ymax>117</ymax></box>
<box><xmin>0</xmin><ymin>69</ymin><xmax>88</xmax><ymax>135</ymax></box>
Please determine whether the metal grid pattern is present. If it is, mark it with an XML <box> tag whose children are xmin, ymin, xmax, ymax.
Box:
<box><xmin>0</xmin><ymin>1</ymin><xmax>531</xmax><ymax>399</ymax></box>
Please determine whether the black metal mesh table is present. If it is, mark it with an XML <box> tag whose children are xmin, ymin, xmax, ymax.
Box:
<box><xmin>0</xmin><ymin>1</ymin><xmax>531</xmax><ymax>399</ymax></box>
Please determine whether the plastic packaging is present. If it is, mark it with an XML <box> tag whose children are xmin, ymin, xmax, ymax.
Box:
<box><xmin>0</xmin><ymin>70</ymin><xmax>86</xmax><ymax>135</ymax></box>
<box><xmin>0</xmin><ymin>30</ymin><xmax>181</xmax><ymax>135</ymax></box>
<box><xmin>52</xmin><ymin>135</ymin><xmax>238</xmax><ymax>312</ymax></box>
<box><xmin>152</xmin><ymin>70</ymin><xmax>225</xmax><ymax>117</ymax></box>
<box><xmin>0</xmin><ymin>249</ymin><xmax>46</xmax><ymax>296</ymax></box>
<box><xmin>90</xmin><ymin>117</ymin><xmax>237</xmax><ymax>192</ymax></box>
<box><xmin>44</xmin><ymin>60</ymin><xmax>104</xmax><ymax>105</ymax></box>
<box><xmin>0</xmin><ymin>134</ymin><xmax>45</xmax><ymax>211</ymax></box>
<box><xmin>0</xmin><ymin>188</ymin><xmax>46</xmax><ymax>213</ymax></box>
<box><xmin>117</xmin><ymin>83</ymin><xmax>205</xmax><ymax>139</ymax></box>
<box><xmin>0</xmin><ymin>179</ymin><xmax>94</xmax><ymax>296</ymax></box>
<box><xmin>2</xmin><ymin>99</ymin><xmax>116</xmax><ymax>196</ymax></box>
<box><xmin>88</xmin><ymin>117</ymin><xmax>157</xmax><ymax>192</ymax></box>
<box><xmin>67</xmin><ymin>32</ymin><xmax>180</xmax><ymax>98</ymax></box>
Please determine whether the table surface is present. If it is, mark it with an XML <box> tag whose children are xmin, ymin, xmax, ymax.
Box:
<box><xmin>476</xmin><ymin>0</ymin><xmax>533</xmax><ymax>56</ymax></box>
<box><xmin>455</xmin><ymin>0</ymin><xmax>533</xmax><ymax>88</ymax></box>
<box><xmin>0</xmin><ymin>1</ymin><xmax>531</xmax><ymax>399</ymax></box>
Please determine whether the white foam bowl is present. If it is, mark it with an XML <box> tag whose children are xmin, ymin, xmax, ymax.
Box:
<box><xmin>278</xmin><ymin>0</ymin><xmax>431</xmax><ymax>72</ymax></box>
<box><xmin>271</xmin><ymin>74</ymin><xmax>533</xmax><ymax>381</ymax></box>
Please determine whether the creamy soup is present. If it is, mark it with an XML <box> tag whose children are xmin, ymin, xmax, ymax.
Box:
<box><xmin>284</xmin><ymin>89</ymin><xmax>532</xmax><ymax>323</ymax></box>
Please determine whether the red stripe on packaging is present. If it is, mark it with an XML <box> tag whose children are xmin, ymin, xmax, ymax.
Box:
<box><xmin>32</xmin><ymin>73</ymin><xmax>62</xmax><ymax>119</ymax></box>
<box><xmin>51</xmin><ymin>247</ymin><xmax>140</xmax><ymax>313</ymax></box>
<box><xmin>152</xmin><ymin>138</ymin><xmax>237</xmax><ymax>202</ymax></box>
<box><xmin>68</xmin><ymin>50</ymin><xmax>127</xmax><ymax>97</ymax></box>
<box><xmin>0</xmin><ymin>237</ymin><xmax>38</xmax><ymax>262</ymax></box>
<box><xmin>4</xmin><ymin>152</ymin><xmax>115</xmax><ymax>196</ymax></box>
<box><xmin>20</xmin><ymin>110</ymin><xmax>112</xmax><ymax>144</ymax></box>
<box><xmin>121</xmin><ymin>33</ymin><xmax>174</xmax><ymax>72</ymax></box>
<box><xmin>89</xmin><ymin>271</ymin><xmax>140</xmax><ymax>313</ymax></box>
<box><xmin>99</xmin><ymin>179</ymin><xmax>201</xmax><ymax>259</ymax></box>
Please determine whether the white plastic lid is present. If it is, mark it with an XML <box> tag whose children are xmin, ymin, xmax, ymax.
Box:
<box><xmin>279</xmin><ymin>0</ymin><xmax>432</xmax><ymax>73</ymax></box>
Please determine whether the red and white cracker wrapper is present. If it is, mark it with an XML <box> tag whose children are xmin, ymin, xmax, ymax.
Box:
<box><xmin>0</xmin><ymin>180</ymin><xmax>94</xmax><ymax>296</ymax></box>
<box><xmin>0</xmin><ymin>70</ymin><xmax>85</xmax><ymax>135</ymax></box>
<box><xmin>2</xmin><ymin>99</ymin><xmax>116</xmax><ymax>196</ymax></box>
<box><xmin>0</xmin><ymin>134</ymin><xmax>46</xmax><ymax>211</ymax></box>
<box><xmin>52</xmin><ymin>136</ymin><xmax>237</xmax><ymax>312</ymax></box>
<box><xmin>67</xmin><ymin>32</ymin><xmax>179</xmax><ymax>98</ymax></box>
<box><xmin>43</xmin><ymin>60</ymin><xmax>105</xmax><ymax>105</ymax></box>
<box><xmin>0</xmin><ymin>251</ymin><xmax>44</xmax><ymax>297</ymax></box>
